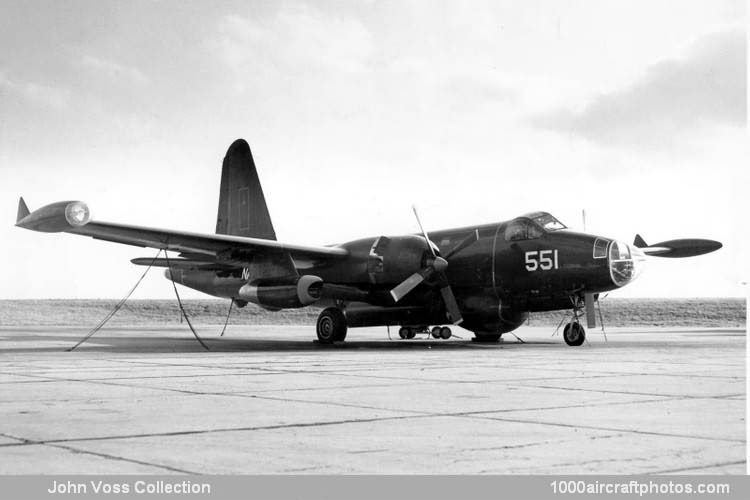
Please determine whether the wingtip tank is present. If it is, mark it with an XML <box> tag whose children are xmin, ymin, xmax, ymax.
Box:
<box><xmin>14</xmin><ymin>200</ymin><xmax>92</xmax><ymax>232</ymax></box>
<box><xmin>636</xmin><ymin>235</ymin><xmax>722</xmax><ymax>258</ymax></box>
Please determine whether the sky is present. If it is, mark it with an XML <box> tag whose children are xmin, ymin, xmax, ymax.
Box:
<box><xmin>1</xmin><ymin>0</ymin><xmax>746</xmax><ymax>299</ymax></box>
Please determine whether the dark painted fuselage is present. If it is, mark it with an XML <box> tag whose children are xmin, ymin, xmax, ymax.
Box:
<box><xmin>169</xmin><ymin>214</ymin><xmax>642</xmax><ymax>335</ymax></box>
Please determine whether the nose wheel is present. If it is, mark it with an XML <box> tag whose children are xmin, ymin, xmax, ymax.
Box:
<box><xmin>563</xmin><ymin>321</ymin><xmax>585</xmax><ymax>346</ymax></box>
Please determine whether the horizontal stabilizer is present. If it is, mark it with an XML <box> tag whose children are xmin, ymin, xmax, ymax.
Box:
<box><xmin>638</xmin><ymin>238</ymin><xmax>722</xmax><ymax>258</ymax></box>
<box><xmin>16</xmin><ymin>197</ymin><xmax>30</xmax><ymax>224</ymax></box>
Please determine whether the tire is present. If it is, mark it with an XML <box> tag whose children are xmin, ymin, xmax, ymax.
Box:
<box><xmin>472</xmin><ymin>333</ymin><xmax>501</xmax><ymax>343</ymax></box>
<box><xmin>334</xmin><ymin>326</ymin><xmax>347</xmax><ymax>342</ymax></box>
<box><xmin>406</xmin><ymin>329</ymin><xmax>416</xmax><ymax>339</ymax></box>
<box><xmin>439</xmin><ymin>327</ymin><xmax>452</xmax><ymax>339</ymax></box>
<box><xmin>431</xmin><ymin>326</ymin><xmax>441</xmax><ymax>339</ymax></box>
<box><xmin>563</xmin><ymin>322</ymin><xmax>585</xmax><ymax>346</ymax></box>
<box><xmin>399</xmin><ymin>327</ymin><xmax>409</xmax><ymax>339</ymax></box>
<box><xmin>316</xmin><ymin>308</ymin><xmax>347</xmax><ymax>344</ymax></box>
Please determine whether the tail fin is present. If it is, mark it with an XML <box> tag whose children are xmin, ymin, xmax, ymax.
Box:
<box><xmin>215</xmin><ymin>139</ymin><xmax>277</xmax><ymax>240</ymax></box>
<box><xmin>16</xmin><ymin>197</ymin><xmax>30</xmax><ymax>224</ymax></box>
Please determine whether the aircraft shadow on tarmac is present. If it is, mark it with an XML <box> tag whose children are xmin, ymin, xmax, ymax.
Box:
<box><xmin>3</xmin><ymin>332</ymin><xmax>567</xmax><ymax>354</ymax></box>
<box><xmin>4</xmin><ymin>329</ymin><xmax>739</xmax><ymax>354</ymax></box>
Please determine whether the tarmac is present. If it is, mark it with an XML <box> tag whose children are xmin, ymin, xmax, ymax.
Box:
<box><xmin>0</xmin><ymin>324</ymin><xmax>745</xmax><ymax>474</ymax></box>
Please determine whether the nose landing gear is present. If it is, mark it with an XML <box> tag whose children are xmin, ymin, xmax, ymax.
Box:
<box><xmin>561</xmin><ymin>294</ymin><xmax>586</xmax><ymax>346</ymax></box>
<box><xmin>563</xmin><ymin>321</ymin><xmax>585</xmax><ymax>346</ymax></box>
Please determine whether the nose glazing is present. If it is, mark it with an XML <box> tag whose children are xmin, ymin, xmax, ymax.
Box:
<box><xmin>608</xmin><ymin>241</ymin><xmax>644</xmax><ymax>287</ymax></box>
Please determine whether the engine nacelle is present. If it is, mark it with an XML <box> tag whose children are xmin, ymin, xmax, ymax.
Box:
<box><xmin>238</xmin><ymin>275</ymin><xmax>323</xmax><ymax>309</ymax></box>
<box><xmin>367</xmin><ymin>235</ymin><xmax>433</xmax><ymax>284</ymax></box>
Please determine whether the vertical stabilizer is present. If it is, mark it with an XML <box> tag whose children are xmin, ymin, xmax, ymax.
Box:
<box><xmin>216</xmin><ymin>139</ymin><xmax>277</xmax><ymax>240</ymax></box>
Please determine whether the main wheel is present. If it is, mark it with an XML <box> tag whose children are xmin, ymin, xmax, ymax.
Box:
<box><xmin>472</xmin><ymin>333</ymin><xmax>501</xmax><ymax>342</ymax></box>
<box><xmin>431</xmin><ymin>326</ymin><xmax>441</xmax><ymax>339</ymax></box>
<box><xmin>399</xmin><ymin>327</ymin><xmax>409</xmax><ymax>339</ymax></box>
<box><xmin>563</xmin><ymin>322</ymin><xmax>585</xmax><ymax>346</ymax></box>
<box><xmin>316</xmin><ymin>308</ymin><xmax>347</xmax><ymax>344</ymax></box>
<box><xmin>439</xmin><ymin>326</ymin><xmax>452</xmax><ymax>339</ymax></box>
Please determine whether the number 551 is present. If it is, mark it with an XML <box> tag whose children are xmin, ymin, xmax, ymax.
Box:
<box><xmin>525</xmin><ymin>250</ymin><xmax>559</xmax><ymax>271</ymax></box>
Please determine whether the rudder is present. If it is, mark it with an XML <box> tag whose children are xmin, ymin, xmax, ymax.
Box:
<box><xmin>215</xmin><ymin>139</ymin><xmax>277</xmax><ymax>240</ymax></box>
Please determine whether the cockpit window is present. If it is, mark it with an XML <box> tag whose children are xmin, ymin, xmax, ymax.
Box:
<box><xmin>505</xmin><ymin>219</ymin><xmax>543</xmax><ymax>241</ymax></box>
<box><xmin>593</xmin><ymin>238</ymin><xmax>609</xmax><ymax>259</ymax></box>
<box><xmin>530</xmin><ymin>212</ymin><xmax>566</xmax><ymax>231</ymax></box>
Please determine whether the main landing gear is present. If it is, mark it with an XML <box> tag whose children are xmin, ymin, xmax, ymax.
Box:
<box><xmin>399</xmin><ymin>325</ymin><xmax>453</xmax><ymax>340</ymax></box>
<box><xmin>316</xmin><ymin>307</ymin><xmax>347</xmax><ymax>344</ymax></box>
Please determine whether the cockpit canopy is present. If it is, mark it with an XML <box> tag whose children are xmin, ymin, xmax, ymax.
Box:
<box><xmin>525</xmin><ymin>212</ymin><xmax>566</xmax><ymax>232</ymax></box>
<box><xmin>505</xmin><ymin>212</ymin><xmax>566</xmax><ymax>242</ymax></box>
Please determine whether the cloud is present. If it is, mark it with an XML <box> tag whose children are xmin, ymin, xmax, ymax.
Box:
<box><xmin>80</xmin><ymin>55</ymin><xmax>149</xmax><ymax>85</ymax></box>
<box><xmin>210</xmin><ymin>6</ymin><xmax>374</xmax><ymax>82</ymax></box>
<box><xmin>0</xmin><ymin>71</ymin><xmax>70</xmax><ymax>109</ymax></box>
<box><xmin>530</xmin><ymin>29</ymin><xmax>746</xmax><ymax>150</ymax></box>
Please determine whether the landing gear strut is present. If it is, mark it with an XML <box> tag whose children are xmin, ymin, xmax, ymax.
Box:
<box><xmin>316</xmin><ymin>307</ymin><xmax>347</xmax><ymax>344</ymax></box>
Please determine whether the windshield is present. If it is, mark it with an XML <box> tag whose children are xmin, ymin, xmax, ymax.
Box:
<box><xmin>527</xmin><ymin>212</ymin><xmax>566</xmax><ymax>232</ymax></box>
<box><xmin>505</xmin><ymin>218</ymin><xmax>543</xmax><ymax>241</ymax></box>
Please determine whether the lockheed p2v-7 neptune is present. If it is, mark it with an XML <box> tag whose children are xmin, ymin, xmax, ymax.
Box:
<box><xmin>15</xmin><ymin>139</ymin><xmax>722</xmax><ymax>346</ymax></box>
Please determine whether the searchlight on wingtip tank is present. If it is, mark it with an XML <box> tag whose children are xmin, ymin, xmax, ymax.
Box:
<box><xmin>16</xmin><ymin>199</ymin><xmax>92</xmax><ymax>232</ymax></box>
<box><xmin>15</xmin><ymin>138</ymin><xmax>723</xmax><ymax>347</ymax></box>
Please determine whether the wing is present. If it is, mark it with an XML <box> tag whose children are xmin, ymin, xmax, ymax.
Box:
<box><xmin>15</xmin><ymin>198</ymin><xmax>348</xmax><ymax>267</ymax></box>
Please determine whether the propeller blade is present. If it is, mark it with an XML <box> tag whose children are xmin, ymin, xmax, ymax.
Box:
<box><xmin>412</xmin><ymin>205</ymin><xmax>437</xmax><ymax>257</ymax></box>
<box><xmin>393</xmin><ymin>206</ymin><xmax>469</xmax><ymax>323</ymax></box>
<box><xmin>390</xmin><ymin>271</ymin><xmax>428</xmax><ymax>302</ymax></box>
<box><xmin>439</xmin><ymin>284</ymin><xmax>463</xmax><ymax>325</ymax></box>
<box><xmin>444</xmin><ymin>229</ymin><xmax>479</xmax><ymax>260</ymax></box>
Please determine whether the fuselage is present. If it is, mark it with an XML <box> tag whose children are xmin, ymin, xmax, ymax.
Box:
<box><xmin>168</xmin><ymin>212</ymin><xmax>645</xmax><ymax>334</ymax></box>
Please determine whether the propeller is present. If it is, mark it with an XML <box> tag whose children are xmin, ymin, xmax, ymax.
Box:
<box><xmin>389</xmin><ymin>207</ymin><xmax>479</xmax><ymax>324</ymax></box>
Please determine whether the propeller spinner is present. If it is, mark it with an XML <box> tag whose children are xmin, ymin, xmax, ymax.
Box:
<box><xmin>389</xmin><ymin>207</ymin><xmax>478</xmax><ymax>324</ymax></box>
